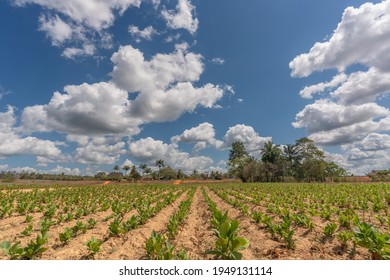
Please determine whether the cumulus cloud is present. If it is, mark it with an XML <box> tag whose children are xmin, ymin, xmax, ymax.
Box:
<box><xmin>110</xmin><ymin>43</ymin><xmax>224</xmax><ymax>122</ymax></box>
<box><xmin>47</xmin><ymin>165</ymin><xmax>81</xmax><ymax>176</ymax></box>
<box><xmin>293</xmin><ymin>100</ymin><xmax>389</xmax><ymax>134</ymax></box>
<box><xmin>0</xmin><ymin>106</ymin><xmax>63</xmax><ymax>159</ymax></box>
<box><xmin>38</xmin><ymin>15</ymin><xmax>73</xmax><ymax>46</ymax></box>
<box><xmin>330</xmin><ymin>67</ymin><xmax>390</xmax><ymax>105</ymax></box>
<box><xmin>171</xmin><ymin>122</ymin><xmax>224</xmax><ymax>151</ymax></box>
<box><xmin>21</xmin><ymin>82</ymin><xmax>142</xmax><ymax>136</ymax></box>
<box><xmin>162</xmin><ymin>0</ymin><xmax>199</xmax><ymax>34</ymax></box>
<box><xmin>299</xmin><ymin>73</ymin><xmax>347</xmax><ymax>99</ymax></box>
<box><xmin>223</xmin><ymin>124</ymin><xmax>271</xmax><ymax>156</ymax></box>
<box><xmin>62</xmin><ymin>44</ymin><xmax>96</xmax><ymax>59</ymax></box>
<box><xmin>22</xmin><ymin>43</ymin><xmax>224</xmax><ymax>137</ymax></box>
<box><xmin>128</xmin><ymin>137</ymin><xmax>213</xmax><ymax>172</ymax></box>
<box><xmin>111</xmin><ymin>43</ymin><xmax>203</xmax><ymax>92</ymax></box>
<box><xmin>326</xmin><ymin>133</ymin><xmax>390</xmax><ymax>175</ymax></box>
<box><xmin>128</xmin><ymin>25</ymin><xmax>157</xmax><ymax>42</ymax></box>
<box><xmin>67</xmin><ymin>136</ymin><xmax>126</xmax><ymax>165</ymax></box>
<box><xmin>289</xmin><ymin>1</ymin><xmax>390</xmax><ymax>77</ymax></box>
<box><xmin>11</xmin><ymin>0</ymin><xmax>142</xmax><ymax>57</ymax></box>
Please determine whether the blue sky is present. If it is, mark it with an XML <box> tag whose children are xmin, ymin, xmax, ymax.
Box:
<box><xmin>0</xmin><ymin>0</ymin><xmax>389</xmax><ymax>176</ymax></box>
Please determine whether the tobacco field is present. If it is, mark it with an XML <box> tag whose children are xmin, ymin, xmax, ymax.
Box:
<box><xmin>1</xmin><ymin>182</ymin><xmax>390</xmax><ymax>260</ymax></box>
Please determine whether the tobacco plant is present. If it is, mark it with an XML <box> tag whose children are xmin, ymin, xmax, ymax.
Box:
<box><xmin>354</xmin><ymin>222</ymin><xmax>390</xmax><ymax>260</ymax></box>
<box><xmin>145</xmin><ymin>231</ymin><xmax>187</xmax><ymax>260</ymax></box>
<box><xmin>85</xmin><ymin>236</ymin><xmax>102</xmax><ymax>258</ymax></box>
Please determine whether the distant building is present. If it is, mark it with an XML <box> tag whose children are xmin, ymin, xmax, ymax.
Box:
<box><xmin>345</xmin><ymin>176</ymin><xmax>372</xmax><ymax>183</ymax></box>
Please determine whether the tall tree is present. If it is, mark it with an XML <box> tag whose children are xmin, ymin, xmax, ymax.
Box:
<box><xmin>155</xmin><ymin>159</ymin><xmax>165</xmax><ymax>180</ymax></box>
<box><xmin>122</xmin><ymin>165</ymin><xmax>130</xmax><ymax>176</ymax></box>
<box><xmin>282</xmin><ymin>144</ymin><xmax>300</xmax><ymax>177</ymax></box>
<box><xmin>129</xmin><ymin>165</ymin><xmax>141</xmax><ymax>181</ymax></box>
<box><xmin>294</xmin><ymin>137</ymin><xmax>327</xmax><ymax>182</ymax></box>
<box><xmin>261</xmin><ymin>140</ymin><xmax>281</xmax><ymax>164</ymax></box>
<box><xmin>228</xmin><ymin>141</ymin><xmax>251</xmax><ymax>180</ymax></box>
<box><xmin>139</xmin><ymin>163</ymin><xmax>151</xmax><ymax>178</ymax></box>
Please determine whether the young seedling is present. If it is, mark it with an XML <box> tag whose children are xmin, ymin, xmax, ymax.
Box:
<box><xmin>324</xmin><ymin>223</ymin><xmax>337</xmax><ymax>237</ymax></box>
<box><xmin>87</xmin><ymin>218</ymin><xmax>97</xmax><ymax>229</ymax></box>
<box><xmin>145</xmin><ymin>231</ymin><xmax>175</xmax><ymax>260</ymax></box>
<box><xmin>25</xmin><ymin>215</ymin><xmax>33</xmax><ymax>223</ymax></box>
<box><xmin>207</xmin><ymin>220</ymin><xmax>249</xmax><ymax>260</ymax></box>
<box><xmin>337</xmin><ymin>230</ymin><xmax>353</xmax><ymax>249</ymax></box>
<box><xmin>59</xmin><ymin>227</ymin><xmax>74</xmax><ymax>243</ymax></box>
<box><xmin>21</xmin><ymin>234</ymin><xmax>48</xmax><ymax>260</ymax></box>
<box><xmin>0</xmin><ymin>241</ymin><xmax>23</xmax><ymax>260</ymax></box>
<box><xmin>85</xmin><ymin>236</ymin><xmax>102</xmax><ymax>258</ymax></box>
<box><xmin>354</xmin><ymin>222</ymin><xmax>390</xmax><ymax>260</ymax></box>
<box><xmin>21</xmin><ymin>224</ymin><xmax>33</xmax><ymax>237</ymax></box>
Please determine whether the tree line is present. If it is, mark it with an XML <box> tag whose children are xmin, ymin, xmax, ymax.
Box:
<box><xmin>228</xmin><ymin>137</ymin><xmax>347</xmax><ymax>182</ymax></box>
<box><xmin>95</xmin><ymin>159</ymin><xmax>225</xmax><ymax>181</ymax></box>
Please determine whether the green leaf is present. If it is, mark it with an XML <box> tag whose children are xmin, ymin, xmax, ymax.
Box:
<box><xmin>231</xmin><ymin>251</ymin><xmax>243</xmax><ymax>260</ymax></box>
<box><xmin>219</xmin><ymin>221</ymin><xmax>231</xmax><ymax>238</ymax></box>
<box><xmin>232</xmin><ymin>237</ymin><xmax>249</xmax><ymax>251</ymax></box>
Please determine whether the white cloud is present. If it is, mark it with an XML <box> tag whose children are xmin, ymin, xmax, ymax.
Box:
<box><xmin>22</xmin><ymin>82</ymin><xmax>142</xmax><ymax>136</ymax></box>
<box><xmin>330</xmin><ymin>67</ymin><xmax>390</xmax><ymax>105</ymax></box>
<box><xmin>171</xmin><ymin>122</ymin><xmax>224</xmax><ymax>151</ymax></box>
<box><xmin>13</xmin><ymin>0</ymin><xmax>141</xmax><ymax>30</ymax></box>
<box><xmin>211</xmin><ymin>57</ymin><xmax>225</xmax><ymax>65</ymax></box>
<box><xmin>0</xmin><ymin>106</ymin><xmax>63</xmax><ymax>159</ymax></box>
<box><xmin>327</xmin><ymin>133</ymin><xmax>390</xmax><ymax>175</ymax></box>
<box><xmin>223</xmin><ymin>124</ymin><xmax>271</xmax><ymax>156</ymax></box>
<box><xmin>47</xmin><ymin>165</ymin><xmax>81</xmax><ymax>176</ymax></box>
<box><xmin>122</xmin><ymin>159</ymin><xmax>135</xmax><ymax>167</ymax></box>
<box><xmin>68</xmin><ymin>136</ymin><xmax>127</xmax><ymax>165</ymax></box>
<box><xmin>347</xmin><ymin>133</ymin><xmax>390</xmax><ymax>151</ymax></box>
<box><xmin>0</xmin><ymin>85</ymin><xmax>11</xmax><ymax>100</ymax></box>
<box><xmin>293</xmin><ymin>100</ymin><xmax>389</xmax><ymax>134</ymax></box>
<box><xmin>111</xmin><ymin>43</ymin><xmax>203</xmax><ymax>92</ymax></box>
<box><xmin>299</xmin><ymin>73</ymin><xmax>347</xmax><ymax>99</ymax></box>
<box><xmin>128</xmin><ymin>25</ymin><xmax>157</xmax><ymax>42</ymax></box>
<box><xmin>164</xmin><ymin>33</ymin><xmax>181</xmax><ymax>43</ymax></box>
<box><xmin>128</xmin><ymin>137</ymin><xmax>213</xmax><ymax>172</ymax></box>
<box><xmin>11</xmin><ymin>0</ymin><xmax>142</xmax><ymax>57</ymax></box>
<box><xmin>38</xmin><ymin>15</ymin><xmax>73</xmax><ymax>46</ymax></box>
<box><xmin>162</xmin><ymin>0</ymin><xmax>199</xmax><ymax>34</ymax></box>
<box><xmin>62</xmin><ymin>44</ymin><xmax>96</xmax><ymax>59</ymax></box>
<box><xmin>0</xmin><ymin>164</ymin><xmax>80</xmax><ymax>175</ymax></box>
<box><xmin>289</xmin><ymin>1</ymin><xmax>390</xmax><ymax>77</ymax></box>
<box><xmin>111</xmin><ymin>43</ymin><xmax>224</xmax><ymax>122</ymax></box>
<box><xmin>308</xmin><ymin>115</ymin><xmax>390</xmax><ymax>146</ymax></box>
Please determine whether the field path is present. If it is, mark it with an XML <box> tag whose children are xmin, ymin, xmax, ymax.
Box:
<box><xmin>172</xmin><ymin>187</ymin><xmax>215</xmax><ymax>259</ymax></box>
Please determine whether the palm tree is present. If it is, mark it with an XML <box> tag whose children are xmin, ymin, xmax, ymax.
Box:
<box><xmin>283</xmin><ymin>144</ymin><xmax>299</xmax><ymax>164</ymax></box>
<box><xmin>283</xmin><ymin>144</ymin><xmax>299</xmax><ymax>176</ymax></box>
<box><xmin>122</xmin><ymin>165</ymin><xmax>130</xmax><ymax>176</ymax></box>
<box><xmin>261</xmin><ymin>140</ymin><xmax>281</xmax><ymax>164</ymax></box>
<box><xmin>139</xmin><ymin>163</ymin><xmax>152</xmax><ymax>179</ymax></box>
<box><xmin>113</xmin><ymin>165</ymin><xmax>120</xmax><ymax>172</ymax></box>
<box><xmin>155</xmin><ymin>159</ymin><xmax>165</xmax><ymax>180</ymax></box>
